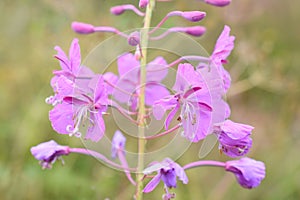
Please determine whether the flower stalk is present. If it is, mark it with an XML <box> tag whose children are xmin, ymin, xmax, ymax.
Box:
<box><xmin>135</xmin><ymin>0</ymin><xmax>155</xmax><ymax>199</ymax></box>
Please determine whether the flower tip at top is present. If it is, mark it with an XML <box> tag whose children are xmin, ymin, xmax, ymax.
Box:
<box><xmin>139</xmin><ymin>0</ymin><xmax>149</xmax><ymax>8</ymax></box>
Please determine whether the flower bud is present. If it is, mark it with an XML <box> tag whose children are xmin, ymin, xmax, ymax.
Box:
<box><xmin>181</xmin><ymin>11</ymin><xmax>206</xmax><ymax>22</ymax></box>
<box><xmin>139</xmin><ymin>0</ymin><xmax>149</xmax><ymax>8</ymax></box>
<box><xmin>204</xmin><ymin>0</ymin><xmax>231</xmax><ymax>7</ymax></box>
<box><xmin>71</xmin><ymin>21</ymin><xmax>95</xmax><ymax>34</ymax></box>
<box><xmin>127</xmin><ymin>31</ymin><xmax>140</xmax><ymax>46</ymax></box>
<box><xmin>110</xmin><ymin>5</ymin><xmax>126</xmax><ymax>15</ymax></box>
<box><xmin>185</xmin><ymin>26</ymin><xmax>206</xmax><ymax>37</ymax></box>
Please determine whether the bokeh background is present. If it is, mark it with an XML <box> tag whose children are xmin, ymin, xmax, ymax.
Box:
<box><xmin>1</xmin><ymin>0</ymin><xmax>300</xmax><ymax>199</ymax></box>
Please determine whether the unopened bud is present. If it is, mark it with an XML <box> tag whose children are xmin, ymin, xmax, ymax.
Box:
<box><xmin>71</xmin><ymin>22</ymin><xmax>95</xmax><ymax>34</ymax></box>
<box><xmin>185</xmin><ymin>26</ymin><xmax>206</xmax><ymax>37</ymax></box>
<box><xmin>181</xmin><ymin>11</ymin><xmax>206</xmax><ymax>22</ymax></box>
<box><xmin>128</xmin><ymin>31</ymin><xmax>140</xmax><ymax>46</ymax></box>
<box><xmin>204</xmin><ymin>0</ymin><xmax>231</xmax><ymax>7</ymax></box>
<box><xmin>139</xmin><ymin>0</ymin><xmax>149</xmax><ymax>8</ymax></box>
<box><xmin>110</xmin><ymin>5</ymin><xmax>125</xmax><ymax>15</ymax></box>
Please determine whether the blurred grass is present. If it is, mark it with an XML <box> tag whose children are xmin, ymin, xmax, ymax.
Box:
<box><xmin>1</xmin><ymin>0</ymin><xmax>300</xmax><ymax>199</ymax></box>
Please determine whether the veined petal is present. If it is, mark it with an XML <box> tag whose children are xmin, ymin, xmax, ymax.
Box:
<box><xmin>103</xmin><ymin>72</ymin><xmax>119</xmax><ymax>95</ymax></box>
<box><xmin>146</xmin><ymin>56</ymin><xmax>168</xmax><ymax>82</ymax></box>
<box><xmin>211</xmin><ymin>25</ymin><xmax>235</xmax><ymax>64</ymax></box>
<box><xmin>173</xmin><ymin>63</ymin><xmax>201</xmax><ymax>93</ymax></box>
<box><xmin>85</xmin><ymin>112</ymin><xmax>105</xmax><ymax>142</ymax></box>
<box><xmin>152</xmin><ymin>95</ymin><xmax>178</xmax><ymax>120</ymax></box>
<box><xmin>145</xmin><ymin>82</ymin><xmax>170</xmax><ymax>106</ymax></box>
<box><xmin>113</xmin><ymin>79</ymin><xmax>136</xmax><ymax>103</ymax></box>
<box><xmin>165</xmin><ymin>103</ymin><xmax>180</xmax><ymax>130</ymax></box>
<box><xmin>69</xmin><ymin>38</ymin><xmax>81</xmax><ymax>75</ymax></box>
<box><xmin>54</xmin><ymin>46</ymin><xmax>70</xmax><ymax>72</ymax></box>
<box><xmin>117</xmin><ymin>53</ymin><xmax>140</xmax><ymax>81</ymax></box>
<box><xmin>143</xmin><ymin>174</ymin><xmax>162</xmax><ymax>193</ymax></box>
<box><xmin>194</xmin><ymin>109</ymin><xmax>212</xmax><ymax>141</ymax></box>
<box><xmin>93</xmin><ymin>75</ymin><xmax>108</xmax><ymax>105</ymax></box>
<box><xmin>63</xmin><ymin>96</ymin><xmax>88</xmax><ymax>106</ymax></box>
<box><xmin>173</xmin><ymin>162</ymin><xmax>188</xmax><ymax>184</ymax></box>
<box><xmin>49</xmin><ymin>103</ymin><xmax>74</xmax><ymax>134</ymax></box>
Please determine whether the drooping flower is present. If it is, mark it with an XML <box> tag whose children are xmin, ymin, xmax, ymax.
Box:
<box><xmin>143</xmin><ymin>158</ymin><xmax>188</xmax><ymax>193</ymax></box>
<box><xmin>225</xmin><ymin>157</ymin><xmax>266</xmax><ymax>189</ymax></box>
<box><xmin>214</xmin><ymin>120</ymin><xmax>253</xmax><ymax>157</ymax></box>
<box><xmin>209</xmin><ymin>25</ymin><xmax>235</xmax><ymax>91</ymax></box>
<box><xmin>30</xmin><ymin>140</ymin><xmax>70</xmax><ymax>169</ymax></box>
<box><xmin>112</xmin><ymin>53</ymin><xmax>169</xmax><ymax>110</ymax></box>
<box><xmin>153</xmin><ymin>63</ymin><xmax>213</xmax><ymax>142</ymax></box>
<box><xmin>111</xmin><ymin>130</ymin><xmax>126</xmax><ymax>159</ymax></box>
<box><xmin>49</xmin><ymin>75</ymin><xmax>108</xmax><ymax>142</ymax></box>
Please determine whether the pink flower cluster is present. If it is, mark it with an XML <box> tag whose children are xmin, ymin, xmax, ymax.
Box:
<box><xmin>31</xmin><ymin>1</ymin><xmax>265</xmax><ymax>199</ymax></box>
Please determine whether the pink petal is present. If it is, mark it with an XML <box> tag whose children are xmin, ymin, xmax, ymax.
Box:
<box><xmin>85</xmin><ymin>112</ymin><xmax>105</xmax><ymax>142</ymax></box>
<box><xmin>143</xmin><ymin>174</ymin><xmax>162</xmax><ymax>193</ymax></box>
<box><xmin>165</xmin><ymin>104</ymin><xmax>179</xmax><ymax>130</ymax></box>
<box><xmin>49</xmin><ymin>103</ymin><xmax>74</xmax><ymax>134</ymax></box>
<box><xmin>117</xmin><ymin>53</ymin><xmax>140</xmax><ymax>81</ymax></box>
<box><xmin>69</xmin><ymin>38</ymin><xmax>81</xmax><ymax>74</ymax></box>
<box><xmin>145</xmin><ymin>83</ymin><xmax>170</xmax><ymax>106</ymax></box>
<box><xmin>146</xmin><ymin>56</ymin><xmax>168</xmax><ymax>82</ymax></box>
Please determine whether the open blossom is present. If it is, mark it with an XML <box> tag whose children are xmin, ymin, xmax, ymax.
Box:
<box><xmin>30</xmin><ymin>140</ymin><xmax>70</xmax><ymax>169</ymax></box>
<box><xmin>225</xmin><ymin>157</ymin><xmax>266</xmax><ymax>189</ymax></box>
<box><xmin>49</xmin><ymin>75</ymin><xmax>108</xmax><ymax>142</ymax></box>
<box><xmin>112</xmin><ymin>53</ymin><xmax>169</xmax><ymax>110</ymax></box>
<box><xmin>214</xmin><ymin>120</ymin><xmax>253</xmax><ymax>157</ymax></box>
<box><xmin>143</xmin><ymin>158</ymin><xmax>188</xmax><ymax>193</ymax></box>
<box><xmin>153</xmin><ymin>63</ymin><xmax>213</xmax><ymax>142</ymax></box>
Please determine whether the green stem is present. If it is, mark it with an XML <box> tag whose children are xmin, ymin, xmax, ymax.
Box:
<box><xmin>135</xmin><ymin>1</ymin><xmax>155</xmax><ymax>200</ymax></box>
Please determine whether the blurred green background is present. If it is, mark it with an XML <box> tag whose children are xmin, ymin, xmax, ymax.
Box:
<box><xmin>1</xmin><ymin>0</ymin><xmax>300</xmax><ymax>199</ymax></box>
